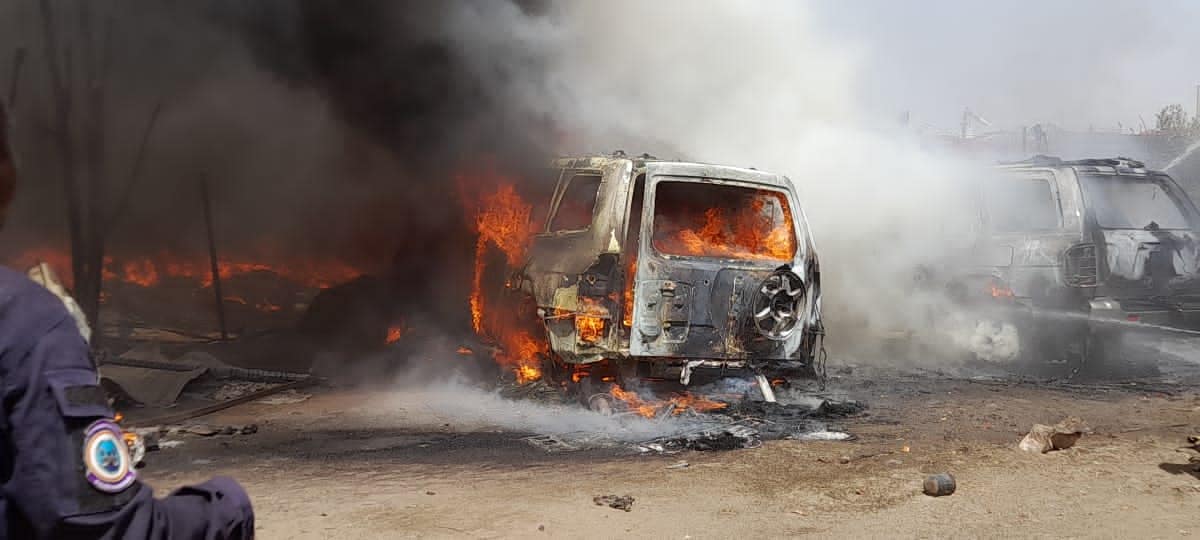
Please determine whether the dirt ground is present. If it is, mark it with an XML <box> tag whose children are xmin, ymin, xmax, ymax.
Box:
<box><xmin>135</xmin><ymin>357</ymin><xmax>1200</xmax><ymax>539</ymax></box>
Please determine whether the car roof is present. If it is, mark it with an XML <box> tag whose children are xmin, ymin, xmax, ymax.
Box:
<box><xmin>995</xmin><ymin>155</ymin><xmax>1163</xmax><ymax>177</ymax></box>
<box><xmin>551</xmin><ymin>152</ymin><xmax>790</xmax><ymax>188</ymax></box>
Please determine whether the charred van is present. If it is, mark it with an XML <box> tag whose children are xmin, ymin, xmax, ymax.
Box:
<box><xmin>478</xmin><ymin>152</ymin><xmax>824</xmax><ymax>397</ymax></box>
<box><xmin>955</xmin><ymin>156</ymin><xmax>1200</xmax><ymax>374</ymax></box>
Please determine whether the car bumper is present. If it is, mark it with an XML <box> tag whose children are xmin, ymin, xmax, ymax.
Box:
<box><xmin>1088</xmin><ymin>298</ymin><xmax>1200</xmax><ymax>334</ymax></box>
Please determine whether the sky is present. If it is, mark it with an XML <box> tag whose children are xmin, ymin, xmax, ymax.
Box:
<box><xmin>808</xmin><ymin>0</ymin><xmax>1200</xmax><ymax>133</ymax></box>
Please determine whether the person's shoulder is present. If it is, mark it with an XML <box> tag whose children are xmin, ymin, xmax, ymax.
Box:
<box><xmin>0</xmin><ymin>265</ymin><xmax>71</xmax><ymax>333</ymax></box>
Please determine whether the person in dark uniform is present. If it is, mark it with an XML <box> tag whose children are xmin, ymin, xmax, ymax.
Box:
<box><xmin>0</xmin><ymin>104</ymin><xmax>255</xmax><ymax>538</ymax></box>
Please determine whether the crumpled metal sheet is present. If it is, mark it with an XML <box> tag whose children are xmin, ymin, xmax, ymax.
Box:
<box><xmin>100</xmin><ymin>364</ymin><xmax>206</xmax><ymax>407</ymax></box>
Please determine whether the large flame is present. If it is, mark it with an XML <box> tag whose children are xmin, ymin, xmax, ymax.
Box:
<box><xmin>469</xmin><ymin>183</ymin><xmax>536</xmax><ymax>334</ymax></box>
<box><xmin>655</xmin><ymin>192</ymin><xmax>795</xmax><ymax>261</ymax></box>
<box><xmin>462</xmin><ymin>170</ymin><xmax>546</xmax><ymax>384</ymax></box>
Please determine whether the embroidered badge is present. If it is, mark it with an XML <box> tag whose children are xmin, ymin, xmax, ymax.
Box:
<box><xmin>82</xmin><ymin>419</ymin><xmax>136</xmax><ymax>493</ymax></box>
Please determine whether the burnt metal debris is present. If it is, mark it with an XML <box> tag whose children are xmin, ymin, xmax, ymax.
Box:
<box><xmin>593</xmin><ymin>494</ymin><xmax>635</xmax><ymax>512</ymax></box>
<box><xmin>514</xmin><ymin>390</ymin><xmax>865</xmax><ymax>454</ymax></box>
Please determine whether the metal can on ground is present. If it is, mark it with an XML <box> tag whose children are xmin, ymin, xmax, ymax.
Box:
<box><xmin>923</xmin><ymin>473</ymin><xmax>956</xmax><ymax>496</ymax></box>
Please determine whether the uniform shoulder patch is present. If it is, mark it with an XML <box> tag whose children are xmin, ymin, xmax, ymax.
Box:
<box><xmin>82</xmin><ymin>419</ymin><xmax>136</xmax><ymax>493</ymax></box>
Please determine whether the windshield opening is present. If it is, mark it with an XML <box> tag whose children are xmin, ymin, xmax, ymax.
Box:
<box><xmin>1080</xmin><ymin>175</ymin><xmax>1191</xmax><ymax>230</ymax></box>
<box><xmin>652</xmin><ymin>180</ymin><xmax>796</xmax><ymax>261</ymax></box>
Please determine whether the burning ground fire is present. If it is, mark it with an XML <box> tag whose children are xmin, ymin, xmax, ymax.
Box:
<box><xmin>609</xmin><ymin>385</ymin><xmax>729</xmax><ymax>418</ymax></box>
<box><xmin>8</xmin><ymin>247</ymin><xmax>362</xmax><ymax>291</ymax></box>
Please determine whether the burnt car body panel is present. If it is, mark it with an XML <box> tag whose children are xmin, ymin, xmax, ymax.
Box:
<box><xmin>518</xmin><ymin>154</ymin><xmax>823</xmax><ymax>374</ymax></box>
<box><xmin>631</xmin><ymin>163</ymin><xmax>817</xmax><ymax>362</ymax></box>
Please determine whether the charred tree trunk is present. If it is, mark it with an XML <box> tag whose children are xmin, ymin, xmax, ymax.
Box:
<box><xmin>200</xmin><ymin>176</ymin><xmax>229</xmax><ymax>341</ymax></box>
<box><xmin>37</xmin><ymin>0</ymin><xmax>125</xmax><ymax>345</ymax></box>
<box><xmin>78</xmin><ymin>3</ymin><xmax>113</xmax><ymax>342</ymax></box>
<box><xmin>38</xmin><ymin>0</ymin><xmax>88</xmax><ymax>317</ymax></box>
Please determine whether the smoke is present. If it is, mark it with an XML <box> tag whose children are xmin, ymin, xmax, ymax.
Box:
<box><xmin>492</xmin><ymin>2</ymin><xmax>984</xmax><ymax>357</ymax></box>
<box><xmin>385</xmin><ymin>377</ymin><xmax>688</xmax><ymax>442</ymax></box>
<box><xmin>4</xmin><ymin>1</ymin><xmax>1198</xmax><ymax>367</ymax></box>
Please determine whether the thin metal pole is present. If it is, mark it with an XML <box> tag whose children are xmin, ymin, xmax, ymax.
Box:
<box><xmin>8</xmin><ymin>47</ymin><xmax>25</xmax><ymax>107</ymax></box>
<box><xmin>200</xmin><ymin>176</ymin><xmax>228</xmax><ymax>340</ymax></box>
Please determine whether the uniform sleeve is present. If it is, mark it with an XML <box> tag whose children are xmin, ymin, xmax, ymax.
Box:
<box><xmin>2</xmin><ymin>309</ymin><xmax>254</xmax><ymax>539</ymax></box>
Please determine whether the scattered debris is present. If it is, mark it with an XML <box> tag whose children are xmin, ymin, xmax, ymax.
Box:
<box><xmin>212</xmin><ymin>381</ymin><xmax>273</xmax><ymax>401</ymax></box>
<box><xmin>100</xmin><ymin>364</ymin><xmax>206</xmax><ymax>407</ymax></box>
<box><xmin>923</xmin><ymin>473</ymin><xmax>956</xmax><ymax>497</ymax></box>
<box><xmin>182</xmin><ymin>424</ymin><xmax>221</xmax><ymax>437</ymax></box>
<box><xmin>792</xmin><ymin>430</ymin><xmax>853</xmax><ymax>441</ymax></box>
<box><xmin>499</xmin><ymin>379</ymin><xmax>562</xmax><ymax>403</ymax></box>
<box><xmin>169</xmin><ymin>423</ymin><xmax>259</xmax><ymax>438</ymax></box>
<box><xmin>639</xmin><ymin>425</ymin><xmax>761</xmax><ymax>453</ymax></box>
<box><xmin>130</xmin><ymin>378</ymin><xmax>313</xmax><ymax>428</ymax></box>
<box><xmin>256</xmin><ymin>389</ymin><xmax>311</xmax><ymax>405</ymax></box>
<box><xmin>593</xmin><ymin>494</ymin><xmax>634</xmax><ymax>512</ymax></box>
<box><xmin>136</xmin><ymin>430</ymin><xmax>161</xmax><ymax>452</ymax></box>
<box><xmin>666</xmin><ymin>461</ymin><xmax>690</xmax><ymax>469</ymax></box>
<box><xmin>523</xmin><ymin>434</ymin><xmax>581</xmax><ymax>453</ymax></box>
<box><xmin>159</xmin><ymin>439</ymin><xmax>185</xmax><ymax>449</ymax></box>
<box><xmin>1019</xmin><ymin>417</ymin><xmax>1090</xmax><ymax>453</ymax></box>
<box><xmin>720</xmin><ymin>399</ymin><xmax>865</xmax><ymax>440</ymax></box>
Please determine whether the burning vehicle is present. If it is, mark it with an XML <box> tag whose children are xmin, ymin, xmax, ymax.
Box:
<box><xmin>468</xmin><ymin>153</ymin><xmax>824</xmax><ymax>406</ymax></box>
<box><xmin>942</xmin><ymin>156</ymin><xmax>1200</xmax><ymax>374</ymax></box>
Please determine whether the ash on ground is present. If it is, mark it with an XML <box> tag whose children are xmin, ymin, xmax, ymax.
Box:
<box><xmin>495</xmin><ymin>379</ymin><xmax>866</xmax><ymax>454</ymax></box>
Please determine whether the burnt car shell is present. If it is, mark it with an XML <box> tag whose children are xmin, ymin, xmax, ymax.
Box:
<box><xmin>966</xmin><ymin>157</ymin><xmax>1200</xmax><ymax>365</ymax></box>
<box><xmin>518</xmin><ymin>154</ymin><xmax>822</xmax><ymax>378</ymax></box>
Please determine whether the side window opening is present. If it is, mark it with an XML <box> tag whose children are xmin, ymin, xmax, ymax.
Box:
<box><xmin>549</xmin><ymin>174</ymin><xmax>602</xmax><ymax>232</ymax></box>
<box><xmin>985</xmin><ymin>176</ymin><xmax>1059</xmax><ymax>232</ymax></box>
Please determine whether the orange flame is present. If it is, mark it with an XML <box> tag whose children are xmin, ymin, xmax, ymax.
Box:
<box><xmin>256</xmin><ymin>302</ymin><xmax>283</xmax><ymax>313</ymax></box>
<box><xmin>468</xmin><ymin>183</ymin><xmax>536</xmax><ymax>334</ymax></box>
<box><xmin>494</xmin><ymin>330</ymin><xmax>544</xmax><ymax>383</ymax></box>
<box><xmin>462</xmin><ymin>173</ymin><xmax>547</xmax><ymax>384</ymax></box>
<box><xmin>385</xmin><ymin>324</ymin><xmax>405</xmax><ymax>345</ymax></box>
<box><xmin>609</xmin><ymin>385</ymin><xmax>728</xmax><ymax>418</ymax></box>
<box><xmin>8</xmin><ymin>248</ymin><xmax>363</xmax><ymax>291</ymax></box>
<box><xmin>656</xmin><ymin>191</ymin><xmax>795</xmax><ymax>261</ymax></box>
<box><xmin>575</xmin><ymin>297</ymin><xmax>608</xmax><ymax>343</ymax></box>
<box><xmin>622</xmin><ymin>259</ymin><xmax>636</xmax><ymax>327</ymax></box>
<box><xmin>122</xmin><ymin>259</ymin><xmax>159</xmax><ymax>287</ymax></box>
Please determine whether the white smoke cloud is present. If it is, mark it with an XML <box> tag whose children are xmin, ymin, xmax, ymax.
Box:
<box><xmin>444</xmin><ymin>1</ymin><xmax>985</xmax><ymax>355</ymax></box>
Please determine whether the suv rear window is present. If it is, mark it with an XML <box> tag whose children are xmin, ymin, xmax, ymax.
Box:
<box><xmin>651</xmin><ymin>181</ymin><xmax>796</xmax><ymax>261</ymax></box>
<box><xmin>1080</xmin><ymin>175</ymin><xmax>1191</xmax><ymax>230</ymax></box>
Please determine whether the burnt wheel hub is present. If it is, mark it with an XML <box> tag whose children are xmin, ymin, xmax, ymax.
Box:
<box><xmin>753</xmin><ymin>267</ymin><xmax>805</xmax><ymax>340</ymax></box>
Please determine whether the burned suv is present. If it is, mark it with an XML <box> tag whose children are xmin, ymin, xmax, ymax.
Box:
<box><xmin>951</xmin><ymin>156</ymin><xmax>1200</xmax><ymax>373</ymax></box>
<box><xmin>477</xmin><ymin>153</ymin><xmax>823</xmax><ymax>397</ymax></box>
